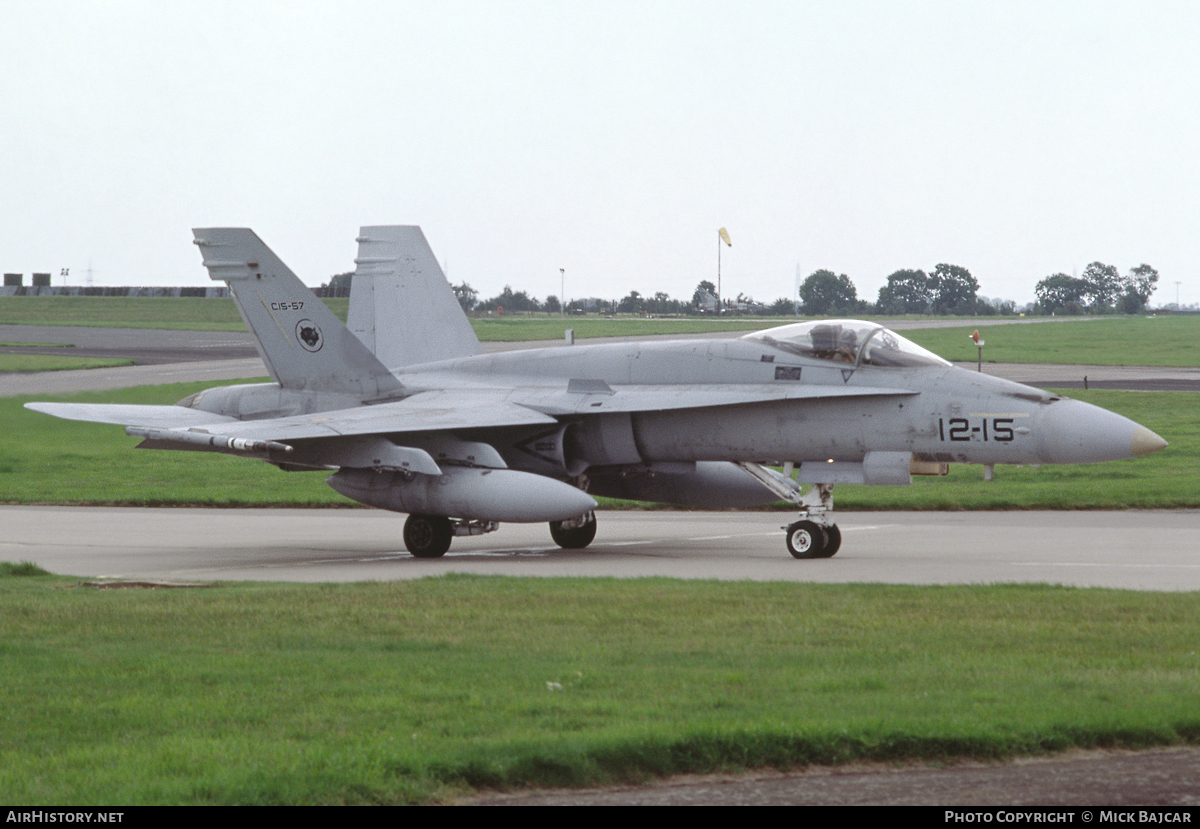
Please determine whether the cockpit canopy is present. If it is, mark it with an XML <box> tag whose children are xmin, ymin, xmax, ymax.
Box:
<box><xmin>743</xmin><ymin>320</ymin><xmax>950</xmax><ymax>368</ymax></box>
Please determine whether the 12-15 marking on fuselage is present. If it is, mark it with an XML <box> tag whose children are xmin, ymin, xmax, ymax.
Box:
<box><xmin>939</xmin><ymin>417</ymin><xmax>1017</xmax><ymax>442</ymax></box>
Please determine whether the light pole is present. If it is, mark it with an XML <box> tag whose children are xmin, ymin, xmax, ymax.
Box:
<box><xmin>560</xmin><ymin>268</ymin><xmax>565</xmax><ymax>316</ymax></box>
<box><xmin>717</xmin><ymin>227</ymin><xmax>731</xmax><ymax>314</ymax></box>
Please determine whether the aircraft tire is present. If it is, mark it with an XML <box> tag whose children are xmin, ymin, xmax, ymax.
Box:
<box><xmin>404</xmin><ymin>514</ymin><xmax>452</xmax><ymax>558</ymax></box>
<box><xmin>549</xmin><ymin>513</ymin><xmax>597</xmax><ymax>549</ymax></box>
<box><xmin>817</xmin><ymin>524</ymin><xmax>842</xmax><ymax>558</ymax></box>
<box><xmin>786</xmin><ymin>520</ymin><xmax>827</xmax><ymax>559</ymax></box>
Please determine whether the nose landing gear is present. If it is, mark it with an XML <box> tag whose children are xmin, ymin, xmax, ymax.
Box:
<box><xmin>733</xmin><ymin>463</ymin><xmax>842</xmax><ymax>559</ymax></box>
<box><xmin>729</xmin><ymin>467</ymin><xmax>844</xmax><ymax>556</ymax></box>
<box><xmin>783</xmin><ymin>482</ymin><xmax>841</xmax><ymax>559</ymax></box>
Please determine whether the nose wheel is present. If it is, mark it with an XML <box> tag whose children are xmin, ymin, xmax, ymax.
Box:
<box><xmin>786</xmin><ymin>520</ymin><xmax>841</xmax><ymax>559</ymax></box>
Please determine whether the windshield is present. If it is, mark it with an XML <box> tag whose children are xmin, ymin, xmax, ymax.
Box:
<box><xmin>743</xmin><ymin>320</ymin><xmax>950</xmax><ymax>368</ymax></box>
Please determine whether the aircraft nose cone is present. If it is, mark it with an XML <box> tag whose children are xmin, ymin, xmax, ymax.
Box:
<box><xmin>1037</xmin><ymin>399</ymin><xmax>1167</xmax><ymax>464</ymax></box>
<box><xmin>1131</xmin><ymin>425</ymin><xmax>1169</xmax><ymax>457</ymax></box>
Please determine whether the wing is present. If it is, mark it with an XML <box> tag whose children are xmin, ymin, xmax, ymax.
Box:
<box><xmin>27</xmin><ymin>383</ymin><xmax>911</xmax><ymax>475</ymax></box>
<box><xmin>25</xmin><ymin>392</ymin><xmax>554</xmax><ymax>451</ymax></box>
<box><xmin>188</xmin><ymin>391</ymin><xmax>556</xmax><ymax>442</ymax></box>
<box><xmin>26</xmin><ymin>383</ymin><xmax>908</xmax><ymax>437</ymax></box>
<box><xmin>24</xmin><ymin>402</ymin><xmax>238</xmax><ymax>429</ymax></box>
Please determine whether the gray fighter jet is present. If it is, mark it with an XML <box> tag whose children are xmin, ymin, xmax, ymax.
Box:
<box><xmin>27</xmin><ymin>227</ymin><xmax>1167</xmax><ymax>559</ymax></box>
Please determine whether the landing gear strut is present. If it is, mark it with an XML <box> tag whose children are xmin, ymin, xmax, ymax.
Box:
<box><xmin>549</xmin><ymin>511</ymin><xmax>597</xmax><ymax>549</ymax></box>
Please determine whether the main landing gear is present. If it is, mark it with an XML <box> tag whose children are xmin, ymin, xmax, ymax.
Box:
<box><xmin>403</xmin><ymin>514</ymin><xmax>453</xmax><ymax>558</ymax></box>
<box><xmin>401</xmin><ymin>512</ymin><xmax>598</xmax><ymax>557</ymax></box>
<box><xmin>549</xmin><ymin>511</ymin><xmax>597</xmax><ymax>549</ymax></box>
<box><xmin>402</xmin><ymin>514</ymin><xmax>500</xmax><ymax>558</ymax></box>
<box><xmin>783</xmin><ymin>483</ymin><xmax>841</xmax><ymax>559</ymax></box>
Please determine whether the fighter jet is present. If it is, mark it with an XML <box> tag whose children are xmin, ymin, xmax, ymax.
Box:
<box><xmin>26</xmin><ymin>227</ymin><xmax>1167</xmax><ymax>559</ymax></box>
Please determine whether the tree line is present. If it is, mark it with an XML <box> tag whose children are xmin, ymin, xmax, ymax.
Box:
<box><xmin>798</xmin><ymin>266</ymin><xmax>989</xmax><ymax>316</ymax></box>
<box><xmin>801</xmin><ymin>261</ymin><xmax>1159</xmax><ymax>317</ymax></box>
<box><xmin>324</xmin><ymin>260</ymin><xmax>1161</xmax><ymax>317</ymax></box>
<box><xmin>1033</xmin><ymin>263</ymin><xmax>1159</xmax><ymax>315</ymax></box>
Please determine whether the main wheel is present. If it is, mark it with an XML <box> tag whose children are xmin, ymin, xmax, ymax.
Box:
<box><xmin>786</xmin><ymin>520</ymin><xmax>827</xmax><ymax>559</ymax></box>
<box><xmin>817</xmin><ymin>524</ymin><xmax>842</xmax><ymax>558</ymax></box>
<box><xmin>404</xmin><ymin>514</ymin><xmax>452</xmax><ymax>558</ymax></box>
<box><xmin>549</xmin><ymin>512</ymin><xmax>597</xmax><ymax>549</ymax></box>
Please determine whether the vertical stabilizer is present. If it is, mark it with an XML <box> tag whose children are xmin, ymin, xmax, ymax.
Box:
<box><xmin>348</xmin><ymin>226</ymin><xmax>481</xmax><ymax>368</ymax></box>
<box><xmin>192</xmin><ymin>228</ymin><xmax>400</xmax><ymax>397</ymax></box>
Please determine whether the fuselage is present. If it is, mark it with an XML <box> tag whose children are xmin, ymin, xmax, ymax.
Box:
<box><xmin>396</xmin><ymin>326</ymin><xmax>1160</xmax><ymax>470</ymax></box>
<box><xmin>182</xmin><ymin>321</ymin><xmax>1165</xmax><ymax>479</ymax></box>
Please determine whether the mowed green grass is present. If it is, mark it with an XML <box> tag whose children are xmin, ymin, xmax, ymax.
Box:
<box><xmin>1</xmin><ymin>295</ymin><xmax>776</xmax><ymax>341</ymax></box>
<box><xmin>4</xmin><ymin>381</ymin><xmax>350</xmax><ymax>506</ymax></box>
<box><xmin>4</xmin><ymin>383</ymin><xmax>1193</xmax><ymax>509</ymax></box>
<box><xmin>904</xmin><ymin>315</ymin><xmax>1199</xmax><ymax>367</ymax></box>
<box><xmin>2</xmin><ymin>573</ymin><xmax>1198</xmax><ymax>805</ymax></box>
<box><xmin>0</xmin><ymin>354</ymin><xmax>134</xmax><ymax>373</ymax></box>
<box><xmin>1</xmin><ymin>296</ymin><xmax>774</xmax><ymax>338</ymax></box>
<box><xmin>0</xmin><ymin>296</ymin><xmax>269</xmax><ymax>331</ymax></box>
<box><xmin>5</xmin><ymin>295</ymin><xmax>1200</xmax><ymax>364</ymax></box>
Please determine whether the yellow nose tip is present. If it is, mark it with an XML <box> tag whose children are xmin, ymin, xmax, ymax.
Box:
<box><xmin>1131</xmin><ymin>427</ymin><xmax>1168</xmax><ymax>457</ymax></box>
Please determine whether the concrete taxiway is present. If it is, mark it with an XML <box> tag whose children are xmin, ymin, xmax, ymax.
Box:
<box><xmin>6</xmin><ymin>506</ymin><xmax>1198</xmax><ymax>590</ymax></box>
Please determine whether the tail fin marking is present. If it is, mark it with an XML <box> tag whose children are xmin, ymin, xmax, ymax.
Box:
<box><xmin>193</xmin><ymin>228</ymin><xmax>401</xmax><ymax>398</ymax></box>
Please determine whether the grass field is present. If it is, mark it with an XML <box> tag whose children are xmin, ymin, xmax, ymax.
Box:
<box><xmin>0</xmin><ymin>295</ymin><xmax>787</xmax><ymax>341</ymax></box>
<box><xmin>904</xmin><ymin>315</ymin><xmax>1199</xmax><ymax>367</ymax></box>
<box><xmin>4</xmin><ymin>383</ymin><xmax>1193</xmax><ymax>509</ymax></box>
<box><xmin>0</xmin><ymin>341</ymin><xmax>73</xmax><ymax>347</ymax></box>
<box><xmin>2</xmin><ymin>571</ymin><xmax>1197</xmax><ymax>805</ymax></box>
<box><xmin>0</xmin><ymin>354</ymin><xmax>134</xmax><ymax>373</ymax></box>
<box><xmin>4</xmin><ymin>295</ymin><xmax>1199</xmax><ymax>366</ymax></box>
<box><xmin>0</xmin><ymin>295</ymin><xmax>264</xmax><ymax>331</ymax></box>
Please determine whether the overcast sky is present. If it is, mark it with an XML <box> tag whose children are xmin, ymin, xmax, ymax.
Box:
<box><xmin>3</xmin><ymin>0</ymin><xmax>1197</xmax><ymax>307</ymax></box>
